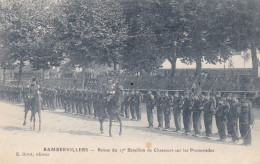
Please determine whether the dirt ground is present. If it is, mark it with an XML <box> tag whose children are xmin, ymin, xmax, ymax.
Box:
<box><xmin>0</xmin><ymin>102</ymin><xmax>260</xmax><ymax>164</ymax></box>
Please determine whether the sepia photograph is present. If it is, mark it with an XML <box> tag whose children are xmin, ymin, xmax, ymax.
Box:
<box><xmin>0</xmin><ymin>0</ymin><xmax>260</xmax><ymax>164</ymax></box>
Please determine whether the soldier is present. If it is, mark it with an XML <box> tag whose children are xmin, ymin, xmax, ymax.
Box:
<box><xmin>215</xmin><ymin>91</ymin><xmax>222</xmax><ymax>134</ymax></box>
<box><xmin>226</xmin><ymin>93</ymin><xmax>233</xmax><ymax>137</ymax></box>
<box><xmin>123</xmin><ymin>90</ymin><xmax>130</xmax><ymax>119</ymax></box>
<box><xmin>239</xmin><ymin>93</ymin><xmax>254</xmax><ymax>146</ymax></box>
<box><xmin>133</xmin><ymin>89</ymin><xmax>142</xmax><ymax>121</ymax></box>
<box><xmin>215</xmin><ymin>97</ymin><xmax>230</xmax><ymax>142</ymax></box>
<box><xmin>86</xmin><ymin>91</ymin><xmax>93</xmax><ymax>116</ymax></box>
<box><xmin>230</xmin><ymin>94</ymin><xmax>241</xmax><ymax>143</ymax></box>
<box><xmin>203</xmin><ymin>92</ymin><xmax>216</xmax><ymax>138</ymax></box>
<box><xmin>182</xmin><ymin>92</ymin><xmax>193</xmax><ymax>135</ymax></box>
<box><xmin>82</xmin><ymin>90</ymin><xmax>88</xmax><ymax>115</ymax></box>
<box><xmin>120</xmin><ymin>90</ymin><xmax>126</xmax><ymax>118</ymax></box>
<box><xmin>92</xmin><ymin>90</ymin><xmax>99</xmax><ymax>118</ymax></box>
<box><xmin>75</xmin><ymin>89</ymin><xmax>82</xmax><ymax>114</ymax></box>
<box><xmin>162</xmin><ymin>91</ymin><xmax>172</xmax><ymax>131</ymax></box>
<box><xmin>192</xmin><ymin>94</ymin><xmax>204</xmax><ymax>136</ymax></box>
<box><xmin>145</xmin><ymin>90</ymin><xmax>155</xmax><ymax>128</ymax></box>
<box><xmin>172</xmin><ymin>91</ymin><xmax>183</xmax><ymax>133</ymax></box>
<box><xmin>155</xmin><ymin>90</ymin><xmax>163</xmax><ymax>130</ymax></box>
<box><xmin>129</xmin><ymin>90</ymin><xmax>136</xmax><ymax>120</ymax></box>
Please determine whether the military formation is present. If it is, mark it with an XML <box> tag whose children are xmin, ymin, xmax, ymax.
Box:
<box><xmin>144</xmin><ymin>90</ymin><xmax>255</xmax><ymax>146</ymax></box>
<box><xmin>0</xmin><ymin>83</ymin><xmax>256</xmax><ymax>146</ymax></box>
<box><xmin>0</xmin><ymin>85</ymin><xmax>22</xmax><ymax>103</ymax></box>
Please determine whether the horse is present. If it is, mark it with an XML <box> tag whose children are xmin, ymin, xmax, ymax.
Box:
<box><xmin>23</xmin><ymin>85</ymin><xmax>42</xmax><ymax>131</ymax></box>
<box><xmin>97</xmin><ymin>89</ymin><xmax>123</xmax><ymax>137</ymax></box>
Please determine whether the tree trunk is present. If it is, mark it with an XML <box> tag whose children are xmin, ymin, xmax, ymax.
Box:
<box><xmin>251</xmin><ymin>46</ymin><xmax>258</xmax><ymax>77</ymax></box>
<box><xmin>168</xmin><ymin>56</ymin><xmax>177</xmax><ymax>77</ymax></box>
<box><xmin>18</xmin><ymin>59</ymin><xmax>24</xmax><ymax>85</ymax></box>
<box><xmin>195</xmin><ymin>57</ymin><xmax>202</xmax><ymax>77</ymax></box>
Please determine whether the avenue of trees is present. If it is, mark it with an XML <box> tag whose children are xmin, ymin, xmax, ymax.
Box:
<box><xmin>0</xmin><ymin>0</ymin><xmax>259</xmax><ymax>83</ymax></box>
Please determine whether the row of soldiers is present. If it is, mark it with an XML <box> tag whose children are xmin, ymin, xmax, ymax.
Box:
<box><xmin>0</xmin><ymin>84</ymin><xmax>255</xmax><ymax>145</ymax></box>
<box><xmin>52</xmin><ymin>88</ymin><xmax>144</xmax><ymax>120</ymax></box>
<box><xmin>0</xmin><ymin>85</ymin><xmax>22</xmax><ymax>103</ymax></box>
<box><xmin>144</xmin><ymin>90</ymin><xmax>254</xmax><ymax>145</ymax></box>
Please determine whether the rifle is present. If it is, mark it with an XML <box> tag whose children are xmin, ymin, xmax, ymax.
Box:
<box><xmin>209</xmin><ymin>75</ymin><xmax>219</xmax><ymax>92</ymax></box>
<box><xmin>198</xmin><ymin>73</ymin><xmax>208</xmax><ymax>92</ymax></box>
<box><xmin>223</xmin><ymin>75</ymin><xmax>232</xmax><ymax>97</ymax></box>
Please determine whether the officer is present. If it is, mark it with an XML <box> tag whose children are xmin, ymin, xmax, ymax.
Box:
<box><xmin>172</xmin><ymin>91</ymin><xmax>183</xmax><ymax>133</ymax></box>
<box><xmin>215</xmin><ymin>97</ymin><xmax>230</xmax><ymax>141</ymax></box>
<box><xmin>145</xmin><ymin>90</ymin><xmax>155</xmax><ymax>128</ymax></box>
<box><xmin>182</xmin><ymin>92</ymin><xmax>193</xmax><ymax>135</ymax></box>
<box><xmin>192</xmin><ymin>94</ymin><xmax>204</xmax><ymax>136</ymax></box>
<box><xmin>203</xmin><ymin>92</ymin><xmax>216</xmax><ymax>138</ymax></box>
<box><xmin>155</xmin><ymin>90</ymin><xmax>163</xmax><ymax>130</ymax></box>
<box><xmin>162</xmin><ymin>91</ymin><xmax>172</xmax><ymax>131</ymax></box>
<box><xmin>239</xmin><ymin>93</ymin><xmax>254</xmax><ymax>146</ymax></box>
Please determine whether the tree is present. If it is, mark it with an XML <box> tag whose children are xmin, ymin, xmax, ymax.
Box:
<box><xmin>149</xmin><ymin>0</ymin><xmax>191</xmax><ymax>76</ymax></box>
<box><xmin>220</xmin><ymin>0</ymin><xmax>260</xmax><ymax>77</ymax></box>
<box><xmin>0</xmin><ymin>0</ymin><xmax>64</xmax><ymax>83</ymax></box>
<box><xmin>121</xmin><ymin>0</ymin><xmax>163</xmax><ymax>74</ymax></box>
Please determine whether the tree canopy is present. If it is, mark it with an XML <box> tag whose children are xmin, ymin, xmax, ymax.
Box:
<box><xmin>0</xmin><ymin>0</ymin><xmax>259</xmax><ymax>81</ymax></box>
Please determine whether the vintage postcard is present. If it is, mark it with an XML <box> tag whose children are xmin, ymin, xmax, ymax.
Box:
<box><xmin>0</xmin><ymin>0</ymin><xmax>260</xmax><ymax>164</ymax></box>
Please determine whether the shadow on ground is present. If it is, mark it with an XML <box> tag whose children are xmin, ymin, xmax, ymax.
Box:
<box><xmin>123</xmin><ymin>125</ymin><xmax>242</xmax><ymax>146</ymax></box>
<box><xmin>59</xmin><ymin>130</ymin><xmax>101</xmax><ymax>137</ymax></box>
<box><xmin>1</xmin><ymin>125</ymin><xmax>33</xmax><ymax>132</ymax></box>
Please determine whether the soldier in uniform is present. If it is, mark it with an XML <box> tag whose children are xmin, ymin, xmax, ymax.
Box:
<box><xmin>155</xmin><ymin>90</ymin><xmax>163</xmax><ymax>130</ymax></box>
<box><xmin>172</xmin><ymin>91</ymin><xmax>183</xmax><ymax>132</ymax></box>
<box><xmin>192</xmin><ymin>94</ymin><xmax>204</xmax><ymax>136</ymax></box>
<box><xmin>133</xmin><ymin>89</ymin><xmax>142</xmax><ymax>121</ymax></box>
<box><xmin>145</xmin><ymin>90</ymin><xmax>155</xmax><ymax>128</ymax></box>
<box><xmin>86</xmin><ymin>91</ymin><xmax>93</xmax><ymax>116</ymax></box>
<box><xmin>129</xmin><ymin>90</ymin><xmax>136</xmax><ymax>120</ymax></box>
<box><xmin>230</xmin><ymin>94</ymin><xmax>241</xmax><ymax>143</ymax></box>
<box><xmin>215</xmin><ymin>97</ymin><xmax>230</xmax><ymax>141</ymax></box>
<box><xmin>92</xmin><ymin>90</ymin><xmax>99</xmax><ymax>118</ymax></box>
<box><xmin>182</xmin><ymin>92</ymin><xmax>193</xmax><ymax>134</ymax></box>
<box><xmin>226</xmin><ymin>93</ymin><xmax>233</xmax><ymax>137</ymax></box>
<box><xmin>203</xmin><ymin>92</ymin><xmax>216</xmax><ymax>138</ymax></box>
<box><xmin>123</xmin><ymin>90</ymin><xmax>130</xmax><ymax>119</ymax></box>
<box><xmin>215</xmin><ymin>91</ymin><xmax>222</xmax><ymax>134</ymax></box>
<box><xmin>239</xmin><ymin>93</ymin><xmax>254</xmax><ymax>146</ymax></box>
<box><xmin>162</xmin><ymin>91</ymin><xmax>172</xmax><ymax>130</ymax></box>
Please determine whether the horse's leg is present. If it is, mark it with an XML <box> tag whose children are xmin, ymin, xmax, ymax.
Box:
<box><xmin>38</xmin><ymin>110</ymin><xmax>41</xmax><ymax>132</ymax></box>
<box><xmin>109</xmin><ymin>117</ymin><xmax>112</xmax><ymax>137</ymax></box>
<box><xmin>23</xmin><ymin>109</ymin><xmax>28</xmax><ymax>126</ymax></box>
<box><xmin>30</xmin><ymin>111</ymin><xmax>33</xmax><ymax>129</ymax></box>
<box><xmin>99</xmin><ymin>118</ymin><xmax>104</xmax><ymax>134</ymax></box>
<box><xmin>117</xmin><ymin>114</ymin><xmax>122</xmax><ymax>136</ymax></box>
